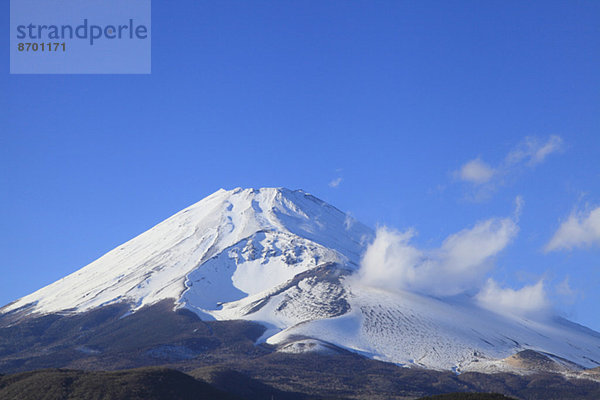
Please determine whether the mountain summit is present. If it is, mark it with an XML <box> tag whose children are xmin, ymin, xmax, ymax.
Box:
<box><xmin>3</xmin><ymin>188</ymin><xmax>370</xmax><ymax>317</ymax></box>
<box><xmin>2</xmin><ymin>187</ymin><xmax>600</xmax><ymax>373</ymax></box>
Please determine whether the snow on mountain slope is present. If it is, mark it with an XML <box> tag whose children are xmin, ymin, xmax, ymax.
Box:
<box><xmin>179</xmin><ymin>232</ymin><xmax>343</xmax><ymax>319</ymax></box>
<box><xmin>1</xmin><ymin>188</ymin><xmax>370</xmax><ymax>316</ymax></box>
<box><xmin>266</xmin><ymin>281</ymin><xmax>600</xmax><ymax>371</ymax></box>
<box><xmin>2</xmin><ymin>187</ymin><xmax>600</xmax><ymax>374</ymax></box>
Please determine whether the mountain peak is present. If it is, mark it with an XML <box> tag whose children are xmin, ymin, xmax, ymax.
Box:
<box><xmin>206</xmin><ymin>187</ymin><xmax>322</xmax><ymax>209</ymax></box>
<box><xmin>3</xmin><ymin>188</ymin><xmax>600</xmax><ymax>374</ymax></box>
<box><xmin>2</xmin><ymin>187</ymin><xmax>371</xmax><ymax>318</ymax></box>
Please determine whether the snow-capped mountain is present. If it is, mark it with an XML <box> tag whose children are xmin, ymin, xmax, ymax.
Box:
<box><xmin>3</xmin><ymin>187</ymin><xmax>600</xmax><ymax>373</ymax></box>
<box><xmin>3</xmin><ymin>188</ymin><xmax>369</xmax><ymax>316</ymax></box>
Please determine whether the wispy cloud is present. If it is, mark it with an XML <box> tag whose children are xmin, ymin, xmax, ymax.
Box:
<box><xmin>513</xmin><ymin>195</ymin><xmax>525</xmax><ymax>221</ymax></box>
<box><xmin>506</xmin><ymin>135</ymin><xmax>564</xmax><ymax>166</ymax></box>
<box><xmin>555</xmin><ymin>276</ymin><xmax>578</xmax><ymax>306</ymax></box>
<box><xmin>455</xmin><ymin>135</ymin><xmax>564</xmax><ymax>200</ymax></box>
<box><xmin>458</xmin><ymin>158</ymin><xmax>495</xmax><ymax>184</ymax></box>
<box><xmin>354</xmin><ymin>214</ymin><xmax>519</xmax><ymax>297</ymax></box>
<box><xmin>545</xmin><ymin>206</ymin><xmax>600</xmax><ymax>251</ymax></box>
<box><xmin>329</xmin><ymin>177</ymin><xmax>343</xmax><ymax>188</ymax></box>
<box><xmin>476</xmin><ymin>279</ymin><xmax>550</xmax><ymax>317</ymax></box>
<box><xmin>344</xmin><ymin>213</ymin><xmax>355</xmax><ymax>230</ymax></box>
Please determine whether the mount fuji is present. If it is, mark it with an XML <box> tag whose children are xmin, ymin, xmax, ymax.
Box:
<box><xmin>2</xmin><ymin>187</ymin><xmax>600</xmax><ymax>376</ymax></box>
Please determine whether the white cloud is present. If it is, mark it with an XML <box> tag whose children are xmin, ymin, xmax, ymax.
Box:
<box><xmin>545</xmin><ymin>206</ymin><xmax>600</xmax><ymax>251</ymax></box>
<box><xmin>506</xmin><ymin>135</ymin><xmax>564</xmax><ymax>166</ymax></box>
<box><xmin>455</xmin><ymin>135</ymin><xmax>563</xmax><ymax>199</ymax></box>
<box><xmin>531</xmin><ymin>135</ymin><xmax>564</xmax><ymax>165</ymax></box>
<box><xmin>476</xmin><ymin>279</ymin><xmax>550</xmax><ymax>317</ymax></box>
<box><xmin>329</xmin><ymin>177</ymin><xmax>342</xmax><ymax>188</ymax></box>
<box><xmin>513</xmin><ymin>195</ymin><xmax>525</xmax><ymax>221</ymax></box>
<box><xmin>555</xmin><ymin>276</ymin><xmax>578</xmax><ymax>306</ymax></box>
<box><xmin>458</xmin><ymin>159</ymin><xmax>495</xmax><ymax>184</ymax></box>
<box><xmin>355</xmin><ymin>216</ymin><xmax>518</xmax><ymax>297</ymax></box>
<box><xmin>556</xmin><ymin>276</ymin><xmax>574</xmax><ymax>297</ymax></box>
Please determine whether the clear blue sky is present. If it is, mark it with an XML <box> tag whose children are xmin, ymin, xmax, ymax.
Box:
<box><xmin>1</xmin><ymin>1</ymin><xmax>599</xmax><ymax>329</ymax></box>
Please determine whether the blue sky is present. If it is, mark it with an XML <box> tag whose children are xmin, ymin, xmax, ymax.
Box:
<box><xmin>1</xmin><ymin>1</ymin><xmax>599</xmax><ymax>329</ymax></box>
